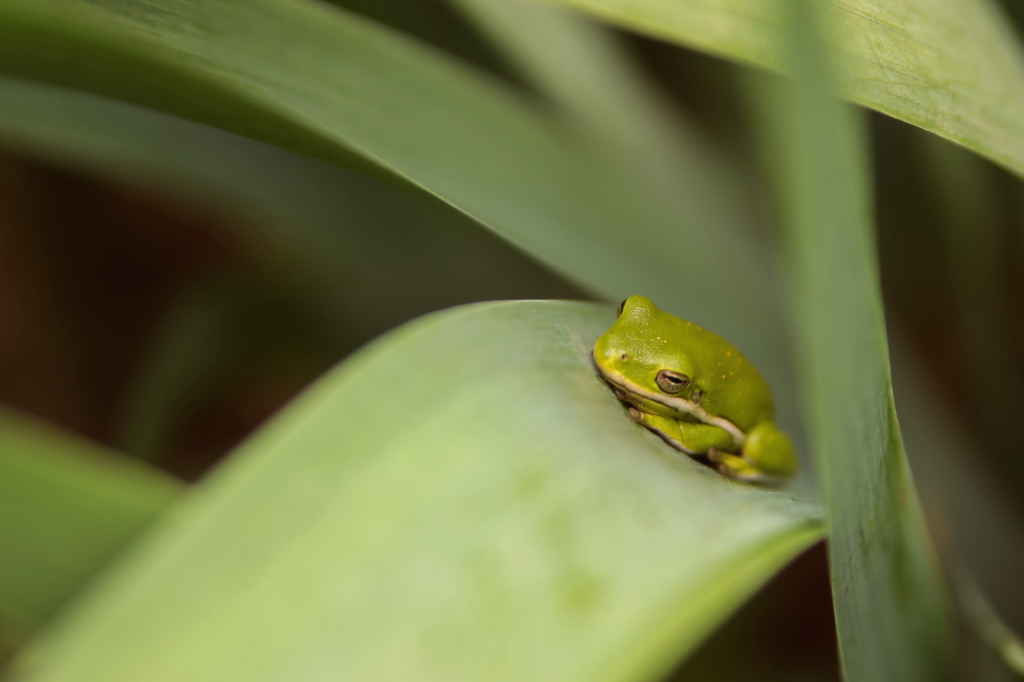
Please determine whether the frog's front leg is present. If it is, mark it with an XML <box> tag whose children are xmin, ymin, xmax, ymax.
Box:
<box><xmin>627</xmin><ymin>409</ymin><xmax>732</xmax><ymax>455</ymax></box>
<box><xmin>710</xmin><ymin>421</ymin><xmax>798</xmax><ymax>483</ymax></box>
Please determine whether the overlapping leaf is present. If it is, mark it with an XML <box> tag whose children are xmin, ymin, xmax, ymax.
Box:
<box><xmin>540</xmin><ymin>0</ymin><xmax>1024</xmax><ymax>179</ymax></box>
<box><xmin>0</xmin><ymin>408</ymin><xmax>179</xmax><ymax>631</ymax></box>
<box><xmin>12</xmin><ymin>302</ymin><xmax>821</xmax><ymax>682</ymax></box>
<box><xmin>753</xmin><ymin>4</ymin><xmax>953</xmax><ymax>680</ymax></box>
<box><xmin>0</xmin><ymin>0</ymin><xmax>780</xmax><ymax>369</ymax></box>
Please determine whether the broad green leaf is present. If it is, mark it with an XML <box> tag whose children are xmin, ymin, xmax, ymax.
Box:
<box><xmin>753</xmin><ymin>4</ymin><xmax>952</xmax><ymax>680</ymax></box>
<box><xmin>539</xmin><ymin>0</ymin><xmax>1024</xmax><ymax>180</ymax></box>
<box><xmin>0</xmin><ymin>1</ymin><xmax>790</xmax><ymax>397</ymax></box>
<box><xmin>0</xmin><ymin>407</ymin><xmax>180</xmax><ymax>631</ymax></box>
<box><xmin>15</xmin><ymin>301</ymin><xmax>822</xmax><ymax>682</ymax></box>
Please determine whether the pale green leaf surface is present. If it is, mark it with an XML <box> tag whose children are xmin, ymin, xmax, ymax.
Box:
<box><xmin>540</xmin><ymin>0</ymin><xmax>1024</xmax><ymax>180</ymax></box>
<box><xmin>15</xmin><ymin>302</ymin><xmax>822</xmax><ymax>682</ymax></box>
<box><xmin>0</xmin><ymin>0</ymin><xmax>780</xmax><ymax>372</ymax></box>
<box><xmin>755</xmin><ymin>4</ymin><xmax>952</xmax><ymax>680</ymax></box>
<box><xmin>0</xmin><ymin>408</ymin><xmax>180</xmax><ymax>629</ymax></box>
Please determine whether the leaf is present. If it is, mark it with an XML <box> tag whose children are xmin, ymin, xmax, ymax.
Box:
<box><xmin>892</xmin><ymin>344</ymin><xmax>1024</xmax><ymax>653</ymax></box>
<box><xmin>0</xmin><ymin>76</ymin><xmax>581</xmax><ymax>344</ymax></box>
<box><xmin>538</xmin><ymin>0</ymin><xmax>1024</xmax><ymax>180</ymax></box>
<box><xmin>116</xmin><ymin>275</ymin><xmax>343</xmax><ymax>462</ymax></box>
<box><xmin>907</xmin><ymin>129</ymin><xmax>1024</xmax><ymax>487</ymax></box>
<box><xmin>751</xmin><ymin>3</ymin><xmax>953</xmax><ymax>680</ymax></box>
<box><xmin>14</xmin><ymin>301</ymin><xmax>822</xmax><ymax>682</ymax></box>
<box><xmin>0</xmin><ymin>407</ymin><xmax>180</xmax><ymax>631</ymax></box>
<box><xmin>0</xmin><ymin>0</ymin><xmax>785</xmax><ymax>382</ymax></box>
<box><xmin>449</xmin><ymin>0</ymin><xmax>756</xmax><ymax>236</ymax></box>
<box><xmin>954</xmin><ymin>572</ymin><xmax>1024</xmax><ymax>678</ymax></box>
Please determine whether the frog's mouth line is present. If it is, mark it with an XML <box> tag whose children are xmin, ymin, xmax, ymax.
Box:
<box><xmin>598</xmin><ymin>370</ymin><xmax>747</xmax><ymax>448</ymax></box>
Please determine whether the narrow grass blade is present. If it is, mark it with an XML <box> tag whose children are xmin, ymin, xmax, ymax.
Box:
<box><xmin>449</xmin><ymin>0</ymin><xmax>757</xmax><ymax>241</ymax></box>
<box><xmin>14</xmin><ymin>302</ymin><xmax>822</xmax><ymax>682</ymax></box>
<box><xmin>751</xmin><ymin>3</ymin><xmax>954</xmax><ymax>680</ymax></box>
<box><xmin>908</xmin><ymin>131</ymin><xmax>1024</xmax><ymax>487</ymax></box>
<box><xmin>892</xmin><ymin>340</ymin><xmax>1024</xmax><ymax>634</ymax></box>
<box><xmin>956</xmin><ymin>573</ymin><xmax>1024</xmax><ymax>678</ymax></box>
<box><xmin>539</xmin><ymin>0</ymin><xmax>1024</xmax><ymax>181</ymax></box>
<box><xmin>893</xmin><ymin>346</ymin><xmax>1024</xmax><ymax>680</ymax></box>
<box><xmin>0</xmin><ymin>408</ymin><xmax>180</xmax><ymax>630</ymax></box>
<box><xmin>116</xmin><ymin>275</ymin><xmax>343</xmax><ymax>462</ymax></box>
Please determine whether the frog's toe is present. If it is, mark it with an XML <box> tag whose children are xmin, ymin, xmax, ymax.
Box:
<box><xmin>627</xmin><ymin>407</ymin><xmax>644</xmax><ymax>422</ymax></box>
<box><xmin>710</xmin><ymin>449</ymin><xmax>786</xmax><ymax>485</ymax></box>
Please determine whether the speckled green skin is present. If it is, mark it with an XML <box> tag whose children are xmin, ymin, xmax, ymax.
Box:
<box><xmin>593</xmin><ymin>296</ymin><xmax>797</xmax><ymax>482</ymax></box>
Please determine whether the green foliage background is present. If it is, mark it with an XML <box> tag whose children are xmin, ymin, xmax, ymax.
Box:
<box><xmin>0</xmin><ymin>0</ymin><xmax>1023</xmax><ymax>680</ymax></box>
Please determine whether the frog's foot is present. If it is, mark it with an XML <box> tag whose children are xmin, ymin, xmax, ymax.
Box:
<box><xmin>707</xmin><ymin>448</ymin><xmax>788</xmax><ymax>486</ymax></box>
<box><xmin>612</xmin><ymin>385</ymin><xmax>632</xmax><ymax>402</ymax></box>
<box><xmin>626</xmin><ymin>408</ymin><xmax>695</xmax><ymax>453</ymax></box>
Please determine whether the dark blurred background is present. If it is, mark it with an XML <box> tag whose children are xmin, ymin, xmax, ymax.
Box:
<box><xmin>3</xmin><ymin>1</ymin><xmax>1024</xmax><ymax>679</ymax></box>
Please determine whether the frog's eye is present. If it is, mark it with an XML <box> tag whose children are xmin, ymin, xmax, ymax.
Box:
<box><xmin>655</xmin><ymin>370</ymin><xmax>690</xmax><ymax>394</ymax></box>
<box><xmin>616</xmin><ymin>299</ymin><xmax>628</xmax><ymax>317</ymax></box>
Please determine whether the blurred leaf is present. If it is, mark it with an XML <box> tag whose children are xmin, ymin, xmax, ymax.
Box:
<box><xmin>0</xmin><ymin>77</ymin><xmax>581</xmax><ymax>344</ymax></box>
<box><xmin>908</xmin><ymin>131</ymin><xmax>1024</xmax><ymax>486</ymax></box>
<box><xmin>0</xmin><ymin>407</ymin><xmax>179</xmax><ymax>631</ymax></box>
<box><xmin>955</xmin><ymin>574</ymin><xmax>1024</xmax><ymax>678</ymax></box>
<box><xmin>117</xmin><ymin>275</ymin><xmax>343</xmax><ymax>462</ymax></box>
<box><xmin>15</xmin><ymin>301</ymin><xmax>822</xmax><ymax>682</ymax></box>
<box><xmin>892</xmin><ymin>342</ymin><xmax>1024</xmax><ymax>639</ymax></box>
<box><xmin>0</xmin><ymin>1</ymin><xmax>785</xmax><ymax>385</ymax></box>
<box><xmin>449</xmin><ymin>0</ymin><xmax>757</xmax><ymax>238</ymax></box>
<box><xmin>320</xmin><ymin>0</ymin><xmax>518</xmax><ymax>81</ymax></box>
<box><xmin>540</xmin><ymin>0</ymin><xmax>1024</xmax><ymax>180</ymax></box>
<box><xmin>752</xmin><ymin>3</ymin><xmax>953</xmax><ymax>680</ymax></box>
<box><xmin>895</xmin><ymin>365</ymin><xmax>1024</xmax><ymax>681</ymax></box>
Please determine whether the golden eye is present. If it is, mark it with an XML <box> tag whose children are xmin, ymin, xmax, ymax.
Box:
<box><xmin>655</xmin><ymin>370</ymin><xmax>690</xmax><ymax>394</ymax></box>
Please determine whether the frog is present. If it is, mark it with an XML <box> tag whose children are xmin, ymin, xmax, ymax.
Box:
<box><xmin>593</xmin><ymin>295</ymin><xmax>797</xmax><ymax>484</ymax></box>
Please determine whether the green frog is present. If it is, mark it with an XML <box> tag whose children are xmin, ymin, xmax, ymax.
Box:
<box><xmin>593</xmin><ymin>295</ymin><xmax>797</xmax><ymax>483</ymax></box>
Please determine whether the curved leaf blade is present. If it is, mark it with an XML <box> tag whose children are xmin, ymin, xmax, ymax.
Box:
<box><xmin>16</xmin><ymin>302</ymin><xmax>821</xmax><ymax>682</ymax></box>
<box><xmin>0</xmin><ymin>0</ymin><xmax>782</xmax><ymax>376</ymax></box>
<box><xmin>541</xmin><ymin>0</ymin><xmax>1024</xmax><ymax>180</ymax></box>
<box><xmin>0</xmin><ymin>408</ymin><xmax>180</xmax><ymax>630</ymax></box>
<box><xmin>754</xmin><ymin>4</ymin><xmax>953</xmax><ymax>680</ymax></box>
<box><xmin>449</xmin><ymin>0</ymin><xmax>755</xmax><ymax>234</ymax></box>
<box><xmin>0</xmin><ymin>77</ymin><xmax>582</xmax><ymax>344</ymax></box>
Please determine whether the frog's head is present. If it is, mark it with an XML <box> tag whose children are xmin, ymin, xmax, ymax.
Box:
<box><xmin>593</xmin><ymin>295</ymin><xmax>701</xmax><ymax>416</ymax></box>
